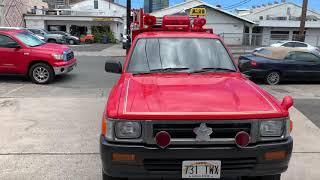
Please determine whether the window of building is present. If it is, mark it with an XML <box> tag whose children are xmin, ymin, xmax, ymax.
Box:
<box><xmin>94</xmin><ymin>0</ymin><xmax>98</xmax><ymax>9</ymax></box>
<box><xmin>259</xmin><ymin>16</ymin><xmax>263</xmax><ymax>20</ymax></box>
<box><xmin>270</xmin><ymin>31</ymin><xmax>290</xmax><ymax>41</ymax></box>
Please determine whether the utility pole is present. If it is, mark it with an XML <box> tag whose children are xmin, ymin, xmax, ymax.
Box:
<box><xmin>299</xmin><ymin>0</ymin><xmax>308</xmax><ymax>42</ymax></box>
<box><xmin>126</xmin><ymin>0</ymin><xmax>131</xmax><ymax>52</ymax></box>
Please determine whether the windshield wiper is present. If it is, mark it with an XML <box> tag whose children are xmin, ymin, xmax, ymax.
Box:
<box><xmin>132</xmin><ymin>67</ymin><xmax>190</xmax><ymax>75</ymax></box>
<box><xmin>150</xmin><ymin>67</ymin><xmax>190</xmax><ymax>72</ymax></box>
<box><xmin>191</xmin><ymin>67</ymin><xmax>236</xmax><ymax>73</ymax></box>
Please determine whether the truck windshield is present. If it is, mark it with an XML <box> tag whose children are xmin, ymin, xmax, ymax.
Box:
<box><xmin>15</xmin><ymin>32</ymin><xmax>46</xmax><ymax>47</ymax></box>
<box><xmin>127</xmin><ymin>38</ymin><xmax>236</xmax><ymax>73</ymax></box>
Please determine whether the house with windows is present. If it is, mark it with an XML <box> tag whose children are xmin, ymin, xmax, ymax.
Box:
<box><xmin>24</xmin><ymin>0</ymin><xmax>126</xmax><ymax>40</ymax></box>
<box><xmin>237</xmin><ymin>1</ymin><xmax>320</xmax><ymax>46</ymax></box>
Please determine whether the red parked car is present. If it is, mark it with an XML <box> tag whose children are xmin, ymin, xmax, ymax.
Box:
<box><xmin>0</xmin><ymin>29</ymin><xmax>77</xmax><ymax>84</ymax></box>
<box><xmin>100</xmin><ymin>11</ymin><xmax>294</xmax><ymax>180</ymax></box>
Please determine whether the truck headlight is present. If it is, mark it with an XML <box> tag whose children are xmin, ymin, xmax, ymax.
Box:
<box><xmin>115</xmin><ymin>121</ymin><xmax>141</xmax><ymax>139</ymax></box>
<box><xmin>52</xmin><ymin>53</ymin><xmax>64</xmax><ymax>60</ymax></box>
<box><xmin>260</xmin><ymin>120</ymin><xmax>284</xmax><ymax>137</ymax></box>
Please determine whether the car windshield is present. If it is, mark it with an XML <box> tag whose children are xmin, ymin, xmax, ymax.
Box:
<box><xmin>127</xmin><ymin>38</ymin><xmax>236</xmax><ymax>73</ymax></box>
<box><xmin>15</xmin><ymin>32</ymin><xmax>46</xmax><ymax>47</ymax></box>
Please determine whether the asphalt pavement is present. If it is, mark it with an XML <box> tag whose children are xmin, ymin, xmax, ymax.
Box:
<box><xmin>0</xmin><ymin>54</ymin><xmax>320</xmax><ymax>180</ymax></box>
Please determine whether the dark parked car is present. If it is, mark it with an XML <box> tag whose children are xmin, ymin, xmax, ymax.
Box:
<box><xmin>239</xmin><ymin>47</ymin><xmax>320</xmax><ymax>85</ymax></box>
<box><xmin>50</xmin><ymin>31</ymin><xmax>80</xmax><ymax>45</ymax></box>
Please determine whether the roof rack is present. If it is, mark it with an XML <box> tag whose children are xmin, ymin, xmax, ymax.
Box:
<box><xmin>130</xmin><ymin>8</ymin><xmax>213</xmax><ymax>41</ymax></box>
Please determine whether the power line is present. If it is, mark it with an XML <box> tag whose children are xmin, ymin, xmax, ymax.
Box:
<box><xmin>224</xmin><ymin>0</ymin><xmax>252</xmax><ymax>10</ymax></box>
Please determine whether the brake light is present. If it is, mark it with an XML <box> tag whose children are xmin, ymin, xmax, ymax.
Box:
<box><xmin>290</xmin><ymin>120</ymin><xmax>293</xmax><ymax>132</ymax></box>
<box><xmin>250</xmin><ymin>60</ymin><xmax>258</xmax><ymax>67</ymax></box>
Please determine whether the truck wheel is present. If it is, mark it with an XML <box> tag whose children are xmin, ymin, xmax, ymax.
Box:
<box><xmin>48</xmin><ymin>39</ymin><xmax>57</xmax><ymax>43</ymax></box>
<box><xmin>265</xmin><ymin>71</ymin><xmax>281</xmax><ymax>85</ymax></box>
<box><xmin>68</xmin><ymin>39</ymin><xmax>75</xmax><ymax>45</ymax></box>
<box><xmin>29</xmin><ymin>63</ymin><xmax>54</xmax><ymax>84</ymax></box>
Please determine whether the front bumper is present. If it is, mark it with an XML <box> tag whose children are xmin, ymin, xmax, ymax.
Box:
<box><xmin>100</xmin><ymin>136</ymin><xmax>293</xmax><ymax>179</ymax></box>
<box><xmin>53</xmin><ymin>59</ymin><xmax>77</xmax><ymax>75</ymax></box>
<box><xmin>243</xmin><ymin>69</ymin><xmax>268</xmax><ymax>79</ymax></box>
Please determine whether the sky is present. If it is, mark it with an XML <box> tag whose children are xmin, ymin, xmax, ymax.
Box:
<box><xmin>117</xmin><ymin>0</ymin><xmax>320</xmax><ymax>12</ymax></box>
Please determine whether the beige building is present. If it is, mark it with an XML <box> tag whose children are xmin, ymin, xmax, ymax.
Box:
<box><xmin>0</xmin><ymin>0</ymin><xmax>48</xmax><ymax>27</ymax></box>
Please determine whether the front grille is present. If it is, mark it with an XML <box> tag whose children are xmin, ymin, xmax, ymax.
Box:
<box><xmin>143</xmin><ymin>158</ymin><xmax>257</xmax><ymax>172</ymax></box>
<box><xmin>66</xmin><ymin>51</ymin><xmax>74</xmax><ymax>61</ymax></box>
<box><xmin>153</xmin><ymin>123</ymin><xmax>251</xmax><ymax>139</ymax></box>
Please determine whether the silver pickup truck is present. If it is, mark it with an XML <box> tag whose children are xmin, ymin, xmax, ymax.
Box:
<box><xmin>27</xmin><ymin>28</ymin><xmax>66</xmax><ymax>44</ymax></box>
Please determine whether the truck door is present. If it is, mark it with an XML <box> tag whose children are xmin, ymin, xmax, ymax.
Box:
<box><xmin>0</xmin><ymin>34</ymin><xmax>24</xmax><ymax>74</ymax></box>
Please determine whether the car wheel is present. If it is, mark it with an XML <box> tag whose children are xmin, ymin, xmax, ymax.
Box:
<box><xmin>102</xmin><ymin>170</ymin><xmax>126</xmax><ymax>180</ymax></box>
<box><xmin>29</xmin><ymin>63</ymin><xmax>54</xmax><ymax>84</ymax></box>
<box><xmin>265</xmin><ymin>71</ymin><xmax>281</xmax><ymax>85</ymax></box>
<box><xmin>48</xmin><ymin>39</ymin><xmax>57</xmax><ymax>43</ymax></box>
<box><xmin>69</xmin><ymin>39</ymin><xmax>75</xmax><ymax>45</ymax></box>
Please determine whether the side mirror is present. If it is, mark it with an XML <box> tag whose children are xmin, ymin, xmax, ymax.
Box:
<box><xmin>105</xmin><ymin>61</ymin><xmax>122</xmax><ymax>74</ymax></box>
<box><xmin>7</xmin><ymin>42</ymin><xmax>21</xmax><ymax>49</ymax></box>
<box><xmin>281</xmin><ymin>96</ymin><xmax>294</xmax><ymax>110</ymax></box>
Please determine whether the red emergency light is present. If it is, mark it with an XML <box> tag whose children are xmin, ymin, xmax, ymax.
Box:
<box><xmin>193</xmin><ymin>17</ymin><xmax>206</xmax><ymax>31</ymax></box>
<box><xmin>144</xmin><ymin>14</ymin><xmax>157</xmax><ymax>27</ymax></box>
<box><xmin>162</xmin><ymin>15</ymin><xmax>191</xmax><ymax>31</ymax></box>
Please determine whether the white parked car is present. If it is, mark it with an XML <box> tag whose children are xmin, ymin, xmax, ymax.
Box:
<box><xmin>270</xmin><ymin>41</ymin><xmax>319</xmax><ymax>51</ymax></box>
<box><xmin>254</xmin><ymin>41</ymin><xmax>319</xmax><ymax>52</ymax></box>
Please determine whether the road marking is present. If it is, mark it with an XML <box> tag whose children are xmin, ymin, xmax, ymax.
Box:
<box><xmin>1</xmin><ymin>85</ymin><xmax>25</xmax><ymax>97</ymax></box>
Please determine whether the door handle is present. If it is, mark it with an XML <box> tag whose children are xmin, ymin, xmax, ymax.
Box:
<box><xmin>24</xmin><ymin>53</ymin><xmax>30</xmax><ymax>55</ymax></box>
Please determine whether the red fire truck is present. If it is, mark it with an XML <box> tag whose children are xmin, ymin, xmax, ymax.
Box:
<box><xmin>100</xmin><ymin>9</ymin><xmax>293</xmax><ymax>180</ymax></box>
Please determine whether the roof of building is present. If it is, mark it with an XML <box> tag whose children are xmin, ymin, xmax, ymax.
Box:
<box><xmin>239</xmin><ymin>2</ymin><xmax>320</xmax><ymax>17</ymax></box>
<box><xmin>151</xmin><ymin>0</ymin><xmax>254</xmax><ymax>24</ymax></box>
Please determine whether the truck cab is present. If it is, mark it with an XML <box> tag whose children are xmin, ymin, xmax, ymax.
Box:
<box><xmin>100</xmin><ymin>10</ymin><xmax>293</xmax><ymax>180</ymax></box>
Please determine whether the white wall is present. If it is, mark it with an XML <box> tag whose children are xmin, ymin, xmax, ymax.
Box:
<box><xmin>71</xmin><ymin>0</ymin><xmax>126</xmax><ymax>17</ymax></box>
<box><xmin>261</xmin><ymin>27</ymin><xmax>320</xmax><ymax>46</ymax></box>
<box><xmin>188</xmin><ymin>8</ymin><xmax>246</xmax><ymax>45</ymax></box>
<box><xmin>25</xmin><ymin>19</ymin><xmax>46</xmax><ymax>29</ymax></box>
<box><xmin>244</xmin><ymin>3</ymin><xmax>320</xmax><ymax>22</ymax></box>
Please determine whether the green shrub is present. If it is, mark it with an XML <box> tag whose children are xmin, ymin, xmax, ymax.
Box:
<box><xmin>91</xmin><ymin>25</ymin><xmax>116</xmax><ymax>43</ymax></box>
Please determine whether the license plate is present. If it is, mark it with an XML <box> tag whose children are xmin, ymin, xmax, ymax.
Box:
<box><xmin>182</xmin><ymin>160</ymin><xmax>221</xmax><ymax>179</ymax></box>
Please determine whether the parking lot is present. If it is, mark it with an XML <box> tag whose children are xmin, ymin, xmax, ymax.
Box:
<box><xmin>0</xmin><ymin>46</ymin><xmax>320</xmax><ymax>179</ymax></box>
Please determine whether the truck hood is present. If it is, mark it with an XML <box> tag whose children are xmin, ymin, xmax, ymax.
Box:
<box><xmin>114</xmin><ymin>73</ymin><xmax>285</xmax><ymax>120</ymax></box>
<box><xmin>31</xmin><ymin>43</ymin><xmax>70</xmax><ymax>53</ymax></box>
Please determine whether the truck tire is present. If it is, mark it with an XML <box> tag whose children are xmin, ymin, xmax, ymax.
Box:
<box><xmin>29</xmin><ymin>63</ymin><xmax>54</xmax><ymax>84</ymax></box>
<box><xmin>265</xmin><ymin>71</ymin><xmax>281</xmax><ymax>85</ymax></box>
<box><xmin>68</xmin><ymin>39</ymin><xmax>75</xmax><ymax>45</ymax></box>
<box><xmin>48</xmin><ymin>39</ymin><xmax>57</xmax><ymax>43</ymax></box>
<box><xmin>102</xmin><ymin>171</ymin><xmax>127</xmax><ymax>180</ymax></box>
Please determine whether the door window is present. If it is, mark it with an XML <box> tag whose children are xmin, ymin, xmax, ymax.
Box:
<box><xmin>0</xmin><ymin>34</ymin><xmax>19</xmax><ymax>48</ymax></box>
<box><xmin>282</xmin><ymin>42</ymin><xmax>295</xmax><ymax>47</ymax></box>
<box><xmin>294</xmin><ymin>42</ymin><xmax>308</xmax><ymax>47</ymax></box>
<box><xmin>287</xmin><ymin>52</ymin><xmax>320</xmax><ymax>62</ymax></box>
